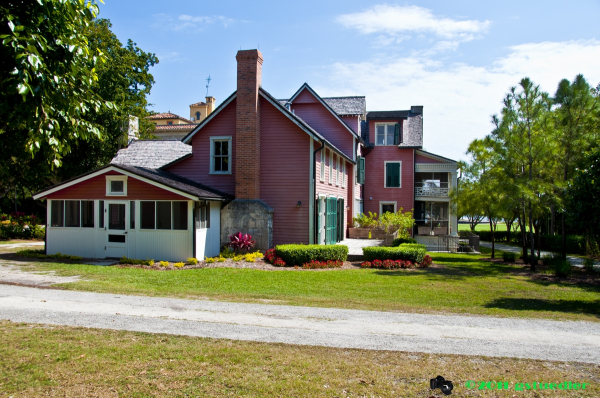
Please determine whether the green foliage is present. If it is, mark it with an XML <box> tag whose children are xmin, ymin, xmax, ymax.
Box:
<box><xmin>0</xmin><ymin>213</ymin><xmax>45</xmax><ymax>240</ymax></box>
<box><xmin>275</xmin><ymin>244</ymin><xmax>349</xmax><ymax>266</ymax></box>
<box><xmin>219</xmin><ymin>248</ymin><xmax>236</xmax><ymax>259</ymax></box>
<box><xmin>391</xmin><ymin>237</ymin><xmax>417</xmax><ymax>246</ymax></box>
<box><xmin>567</xmin><ymin>148</ymin><xmax>600</xmax><ymax>245</ymax></box>
<box><xmin>205</xmin><ymin>257</ymin><xmax>216</xmax><ymax>264</ymax></box>
<box><xmin>502</xmin><ymin>252</ymin><xmax>517</xmax><ymax>262</ymax></box>
<box><xmin>119</xmin><ymin>257</ymin><xmax>154</xmax><ymax>266</ymax></box>
<box><xmin>173</xmin><ymin>262</ymin><xmax>185</xmax><ymax>268</ymax></box>
<box><xmin>186</xmin><ymin>257</ymin><xmax>198</xmax><ymax>265</ymax></box>
<box><xmin>158</xmin><ymin>261</ymin><xmax>170</xmax><ymax>267</ymax></box>
<box><xmin>362</xmin><ymin>243</ymin><xmax>426</xmax><ymax>263</ymax></box>
<box><xmin>16</xmin><ymin>249</ymin><xmax>81</xmax><ymax>261</ymax></box>
<box><xmin>352</xmin><ymin>212</ymin><xmax>378</xmax><ymax>228</ymax></box>
<box><xmin>582</xmin><ymin>257</ymin><xmax>595</xmax><ymax>270</ymax></box>
<box><xmin>543</xmin><ymin>253</ymin><xmax>572</xmax><ymax>278</ymax></box>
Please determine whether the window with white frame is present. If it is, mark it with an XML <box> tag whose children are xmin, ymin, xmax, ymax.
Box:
<box><xmin>335</xmin><ymin>156</ymin><xmax>340</xmax><ymax>186</ymax></box>
<box><xmin>380</xmin><ymin>201</ymin><xmax>397</xmax><ymax>214</ymax></box>
<box><xmin>106</xmin><ymin>175</ymin><xmax>127</xmax><ymax>196</ymax></box>
<box><xmin>210</xmin><ymin>136</ymin><xmax>232</xmax><ymax>174</ymax></box>
<box><xmin>329</xmin><ymin>151</ymin><xmax>333</xmax><ymax>184</ymax></box>
<box><xmin>140</xmin><ymin>201</ymin><xmax>188</xmax><ymax>230</ymax></box>
<box><xmin>341</xmin><ymin>161</ymin><xmax>346</xmax><ymax>188</ymax></box>
<box><xmin>195</xmin><ymin>201</ymin><xmax>211</xmax><ymax>229</ymax></box>
<box><xmin>50</xmin><ymin>200</ymin><xmax>94</xmax><ymax>228</ymax></box>
<box><xmin>384</xmin><ymin>161</ymin><xmax>402</xmax><ymax>188</ymax></box>
<box><xmin>375</xmin><ymin>123</ymin><xmax>400</xmax><ymax>146</ymax></box>
<box><xmin>320</xmin><ymin>149</ymin><xmax>325</xmax><ymax>182</ymax></box>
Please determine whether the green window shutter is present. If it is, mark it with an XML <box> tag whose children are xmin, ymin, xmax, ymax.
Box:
<box><xmin>386</xmin><ymin>163</ymin><xmax>400</xmax><ymax>187</ymax></box>
<box><xmin>357</xmin><ymin>157</ymin><xmax>365</xmax><ymax>185</ymax></box>
<box><xmin>394</xmin><ymin>123</ymin><xmax>400</xmax><ymax>145</ymax></box>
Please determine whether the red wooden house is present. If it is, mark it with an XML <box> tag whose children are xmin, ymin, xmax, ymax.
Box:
<box><xmin>33</xmin><ymin>49</ymin><xmax>457</xmax><ymax>260</ymax></box>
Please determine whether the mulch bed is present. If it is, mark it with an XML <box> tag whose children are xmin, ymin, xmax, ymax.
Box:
<box><xmin>484</xmin><ymin>257</ymin><xmax>600</xmax><ymax>286</ymax></box>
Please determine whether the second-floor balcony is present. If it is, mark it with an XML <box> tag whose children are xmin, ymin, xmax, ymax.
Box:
<box><xmin>415</xmin><ymin>180</ymin><xmax>449</xmax><ymax>197</ymax></box>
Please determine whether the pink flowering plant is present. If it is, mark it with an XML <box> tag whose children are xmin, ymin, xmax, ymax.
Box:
<box><xmin>228</xmin><ymin>232</ymin><xmax>256</xmax><ymax>253</ymax></box>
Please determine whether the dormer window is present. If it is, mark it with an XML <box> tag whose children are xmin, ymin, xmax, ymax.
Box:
<box><xmin>167</xmin><ymin>121</ymin><xmax>173</xmax><ymax>125</ymax></box>
<box><xmin>375</xmin><ymin>123</ymin><xmax>401</xmax><ymax>146</ymax></box>
<box><xmin>106</xmin><ymin>175</ymin><xmax>127</xmax><ymax>196</ymax></box>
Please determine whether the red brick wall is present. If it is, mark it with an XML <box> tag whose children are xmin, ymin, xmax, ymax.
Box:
<box><xmin>235</xmin><ymin>49</ymin><xmax>263</xmax><ymax>199</ymax></box>
<box><xmin>45</xmin><ymin>170</ymin><xmax>189</xmax><ymax>200</ymax></box>
<box><xmin>166</xmin><ymin>100</ymin><xmax>237</xmax><ymax>196</ymax></box>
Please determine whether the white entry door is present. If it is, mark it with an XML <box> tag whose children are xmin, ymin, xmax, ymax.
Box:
<box><xmin>105</xmin><ymin>201</ymin><xmax>128</xmax><ymax>258</ymax></box>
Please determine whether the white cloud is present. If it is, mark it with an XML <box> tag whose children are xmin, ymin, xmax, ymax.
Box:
<box><xmin>337</xmin><ymin>5</ymin><xmax>490</xmax><ymax>42</ymax></box>
<box><xmin>316</xmin><ymin>40</ymin><xmax>600</xmax><ymax>161</ymax></box>
<box><xmin>152</xmin><ymin>13</ymin><xmax>235</xmax><ymax>31</ymax></box>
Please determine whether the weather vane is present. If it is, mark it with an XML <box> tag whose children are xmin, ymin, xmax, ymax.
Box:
<box><xmin>206</xmin><ymin>75</ymin><xmax>212</xmax><ymax>97</ymax></box>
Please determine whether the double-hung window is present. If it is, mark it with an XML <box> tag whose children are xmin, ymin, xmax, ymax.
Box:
<box><xmin>210</xmin><ymin>136</ymin><xmax>232</xmax><ymax>174</ymax></box>
<box><xmin>384</xmin><ymin>162</ymin><xmax>402</xmax><ymax>188</ymax></box>
<box><xmin>375</xmin><ymin>123</ymin><xmax>401</xmax><ymax>146</ymax></box>
<box><xmin>341</xmin><ymin>161</ymin><xmax>346</xmax><ymax>188</ymax></box>
<box><xmin>329</xmin><ymin>151</ymin><xmax>333</xmax><ymax>184</ymax></box>
<box><xmin>320</xmin><ymin>150</ymin><xmax>325</xmax><ymax>182</ymax></box>
<box><xmin>335</xmin><ymin>157</ymin><xmax>340</xmax><ymax>186</ymax></box>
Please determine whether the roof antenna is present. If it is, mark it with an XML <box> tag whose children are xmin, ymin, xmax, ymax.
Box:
<box><xmin>206</xmin><ymin>75</ymin><xmax>212</xmax><ymax>97</ymax></box>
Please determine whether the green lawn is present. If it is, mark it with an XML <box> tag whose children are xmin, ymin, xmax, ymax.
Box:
<box><xmin>10</xmin><ymin>249</ymin><xmax>600</xmax><ymax>322</ymax></box>
<box><xmin>3</xmin><ymin>321</ymin><xmax>598</xmax><ymax>397</ymax></box>
<box><xmin>458</xmin><ymin>222</ymin><xmax>518</xmax><ymax>232</ymax></box>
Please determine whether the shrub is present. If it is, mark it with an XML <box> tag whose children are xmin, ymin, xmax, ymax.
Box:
<box><xmin>233</xmin><ymin>255</ymin><xmax>243</xmax><ymax>262</ymax></box>
<box><xmin>173</xmin><ymin>262</ymin><xmax>185</xmax><ymax>268</ymax></box>
<box><xmin>391</xmin><ymin>237</ymin><xmax>417</xmax><ymax>246</ymax></box>
<box><xmin>542</xmin><ymin>253</ymin><xmax>572</xmax><ymax>277</ymax></box>
<box><xmin>159</xmin><ymin>261</ymin><xmax>170</xmax><ymax>267</ymax></box>
<box><xmin>362</xmin><ymin>243</ymin><xmax>426</xmax><ymax>263</ymax></box>
<box><xmin>220</xmin><ymin>248</ymin><xmax>236</xmax><ymax>258</ymax></box>
<box><xmin>0</xmin><ymin>213</ymin><xmax>45</xmax><ymax>240</ymax></box>
<box><xmin>420</xmin><ymin>254</ymin><xmax>433</xmax><ymax>268</ymax></box>
<box><xmin>275</xmin><ymin>244</ymin><xmax>349</xmax><ymax>266</ymax></box>
<box><xmin>186</xmin><ymin>257</ymin><xmax>198</xmax><ymax>265</ymax></box>
<box><xmin>583</xmin><ymin>257</ymin><xmax>595</xmax><ymax>271</ymax></box>
<box><xmin>228</xmin><ymin>232</ymin><xmax>256</xmax><ymax>252</ymax></box>
<box><xmin>17</xmin><ymin>249</ymin><xmax>82</xmax><ymax>261</ymax></box>
<box><xmin>502</xmin><ymin>252</ymin><xmax>517</xmax><ymax>262</ymax></box>
<box><xmin>205</xmin><ymin>257</ymin><xmax>216</xmax><ymax>263</ymax></box>
<box><xmin>120</xmin><ymin>256</ymin><xmax>154</xmax><ymax>265</ymax></box>
<box><xmin>352</xmin><ymin>212</ymin><xmax>379</xmax><ymax>228</ymax></box>
<box><xmin>353</xmin><ymin>209</ymin><xmax>415</xmax><ymax>237</ymax></box>
<box><xmin>360</xmin><ymin>261</ymin><xmax>372</xmax><ymax>268</ymax></box>
<box><xmin>217</xmin><ymin>256</ymin><xmax>226</xmax><ymax>262</ymax></box>
<box><xmin>273</xmin><ymin>257</ymin><xmax>286</xmax><ymax>267</ymax></box>
<box><xmin>359</xmin><ymin>259</ymin><xmax>414</xmax><ymax>269</ymax></box>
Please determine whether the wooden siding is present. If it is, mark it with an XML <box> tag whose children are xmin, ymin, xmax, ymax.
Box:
<box><xmin>45</xmin><ymin>171</ymin><xmax>188</xmax><ymax>200</ymax></box>
<box><xmin>415</xmin><ymin>153</ymin><xmax>444</xmax><ymax>164</ymax></box>
<box><xmin>260</xmin><ymin>97</ymin><xmax>311</xmax><ymax>245</ymax></box>
<box><xmin>315</xmin><ymin>144</ymin><xmax>349</xmax><ymax>235</ymax></box>
<box><xmin>341</xmin><ymin>115</ymin><xmax>360</xmax><ymax>134</ymax></box>
<box><xmin>363</xmin><ymin>147</ymin><xmax>414</xmax><ymax>217</ymax></box>
<box><xmin>166</xmin><ymin>99</ymin><xmax>237</xmax><ymax>196</ymax></box>
<box><xmin>292</xmin><ymin>90</ymin><xmax>355</xmax><ymax>159</ymax></box>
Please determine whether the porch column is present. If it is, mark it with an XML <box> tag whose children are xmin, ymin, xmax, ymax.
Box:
<box><xmin>450</xmin><ymin>171</ymin><xmax>458</xmax><ymax>236</ymax></box>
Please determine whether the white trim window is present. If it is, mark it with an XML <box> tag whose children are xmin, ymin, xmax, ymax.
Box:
<box><xmin>106</xmin><ymin>175</ymin><xmax>127</xmax><ymax>196</ymax></box>
<box><xmin>341</xmin><ymin>161</ymin><xmax>346</xmax><ymax>188</ymax></box>
<box><xmin>210</xmin><ymin>136</ymin><xmax>232</xmax><ymax>174</ymax></box>
<box><xmin>50</xmin><ymin>199</ymin><xmax>95</xmax><ymax>228</ymax></box>
<box><xmin>375</xmin><ymin>123</ymin><xmax>399</xmax><ymax>146</ymax></box>
<box><xmin>329</xmin><ymin>151</ymin><xmax>333</xmax><ymax>185</ymax></box>
<box><xmin>380</xmin><ymin>201</ymin><xmax>397</xmax><ymax>215</ymax></box>
<box><xmin>384</xmin><ymin>161</ymin><xmax>402</xmax><ymax>188</ymax></box>
<box><xmin>335</xmin><ymin>156</ymin><xmax>340</xmax><ymax>186</ymax></box>
<box><xmin>140</xmin><ymin>201</ymin><xmax>188</xmax><ymax>230</ymax></box>
<box><xmin>320</xmin><ymin>149</ymin><xmax>325</xmax><ymax>182</ymax></box>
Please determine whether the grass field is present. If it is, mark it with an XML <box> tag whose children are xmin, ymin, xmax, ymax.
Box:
<box><xmin>458</xmin><ymin>222</ymin><xmax>520</xmax><ymax>232</ymax></box>
<box><xmin>7</xmin><ymin>248</ymin><xmax>600</xmax><ymax>322</ymax></box>
<box><xmin>1</xmin><ymin>321</ymin><xmax>598</xmax><ymax>397</ymax></box>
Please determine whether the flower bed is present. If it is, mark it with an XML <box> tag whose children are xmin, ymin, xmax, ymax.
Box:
<box><xmin>361</xmin><ymin>255</ymin><xmax>432</xmax><ymax>269</ymax></box>
<box><xmin>301</xmin><ymin>259</ymin><xmax>343</xmax><ymax>269</ymax></box>
<box><xmin>1</xmin><ymin>212</ymin><xmax>44</xmax><ymax>240</ymax></box>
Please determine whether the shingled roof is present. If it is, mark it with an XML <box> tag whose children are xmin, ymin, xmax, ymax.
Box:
<box><xmin>363</xmin><ymin>107</ymin><xmax>424</xmax><ymax>148</ymax></box>
<box><xmin>111</xmin><ymin>140</ymin><xmax>192</xmax><ymax>169</ymax></box>
<box><xmin>322</xmin><ymin>96</ymin><xmax>365</xmax><ymax>116</ymax></box>
<box><xmin>277</xmin><ymin>96</ymin><xmax>365</xmax><ymax>116</ymax></box>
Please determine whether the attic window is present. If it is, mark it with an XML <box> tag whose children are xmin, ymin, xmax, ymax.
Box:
<box><xmin>106</xmin><ymin>175</ymin><xmax>128</xmax><ymax>196</ymax></box>
<box><xmin>167</xmin><ymin>121</ymin><xmax>173</xmax><ymax>125</ymax></box>
<box><xmin>375</xmin><ymin>123</ymin><xmax>401</xmax><ymax>146</ymax></box>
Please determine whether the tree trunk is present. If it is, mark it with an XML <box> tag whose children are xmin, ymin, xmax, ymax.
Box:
<box><xmin>528</xmin><ymin>200</ymin><xmax>536</xmax><ymax>270</ymax></box>
<box><xmin>534</xmin><ymin>218</ymin><xmax>541</xmax><ymax>259</ymax></box>
<box><xmin>520</xmin><ymin>202</ymin><xmax>528</xmax><ymax>262</ymax></box>
<box><xmin>489</xmin><ymin>217</ymin><xmax>495</xmax><ymax>258</ymax></box>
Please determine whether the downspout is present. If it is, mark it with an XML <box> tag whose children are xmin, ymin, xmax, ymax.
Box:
<box><xmin>313</xmin><ymin>140</ymin><xmax>325</xmax><ymax>244</ymax></box>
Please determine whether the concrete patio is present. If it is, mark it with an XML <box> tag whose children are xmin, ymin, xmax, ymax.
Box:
<box><xmin>340</xmin><ymin>238</ymin><xmax>384</xmax><ymax>260</ymax></box>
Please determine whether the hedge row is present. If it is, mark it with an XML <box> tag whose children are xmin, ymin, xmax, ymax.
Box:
<box><xmin>470</xmin><ymin>231</ymin><xmax>588</xmax><ymax>255</ymax></box>
<box><xmin>275</xmin><ymin>244</ymin><xmax>348</xmax><ymax>266</ymax></box>
<box><xmin>363</xmin><ymin>243</ymin><xmax>426</xmax><ymax>263</ymax></box>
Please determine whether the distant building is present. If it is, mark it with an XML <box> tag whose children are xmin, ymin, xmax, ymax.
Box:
<box><xmin>148</xmin><ymin>96</ymin><xmax>216</xmax><ymax>139</ymax></box>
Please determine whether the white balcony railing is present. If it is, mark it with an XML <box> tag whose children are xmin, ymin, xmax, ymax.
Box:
<box><xmin>415</xmin><ymin>187</ymin><xmax>449</xmax><ymax>197</ymax></box>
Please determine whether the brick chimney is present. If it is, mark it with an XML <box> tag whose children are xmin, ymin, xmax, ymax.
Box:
<box><xmin>235</xmin><ymin>49</ymin><xmax>263</xmax><ymax>199</ymax></box>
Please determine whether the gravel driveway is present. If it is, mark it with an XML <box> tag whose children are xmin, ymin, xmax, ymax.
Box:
<box><xmin>1</xmin><ymin>284</ymin><xmax>599</xmax><ymax>364</ymax></box>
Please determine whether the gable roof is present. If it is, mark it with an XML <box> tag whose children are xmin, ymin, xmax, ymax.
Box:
<box><xmin>111</xmin><ymin>140</ymin><xmax>192</xmax><ymax>169</ymax></box>
<box><xmin>33</xmin><ymin>164</ymin><xmax>233</xmax><ymax>201</ymax></box>
<box><xmin>259</xmin><ymin>87</ymin><xmax>355</xmax><ymax>164</ymax></box>
<box><xmin>415</xmin><ymin>149</ymin><xmax>457</xmax><ymax>164</ymax></box>
<box><xmin>148</xmin><ymin>112</ymin><xmax>194</xmax><ymax>124</ymax></box>
<box><xmin>288</xmin><ymin>83</ymin><xmax>361</xmax><ymax>141</ymax></box>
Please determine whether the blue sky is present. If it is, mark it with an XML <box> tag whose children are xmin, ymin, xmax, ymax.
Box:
<box><xmin>98</xmin><ymin>1</ymin><xmax>600</xmax><ymax>161</ymax></box>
